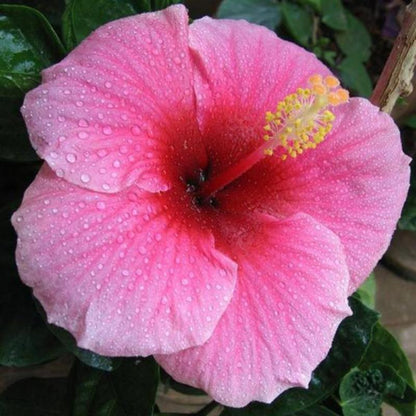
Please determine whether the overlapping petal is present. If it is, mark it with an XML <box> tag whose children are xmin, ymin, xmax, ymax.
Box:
<box><xmin>219</xmin><ymin>98</ymin><xmax>410</xmax><ymax>292</ymax></box>
<box><xmin>187</xmin><ymin>17</ymin><xmax>410</xmax><ymax>292</ymax></box>
<box><xmin>13</xmin><ymin>5</ymin><xmax>410</xmax><ymax>408</ymax></box>
<box><xmin>12</xmin><ymin>165</ymin><xmax>237</xmax><ymax>356</ymax></box>
<box><xmin>21</xmin><ymin>5</ymin><xmax>207</xmax><ymax>194</ymax></box>
<box><xmin>157</xmin><ymin>212</ymin><xmax>351</xmax><ymax>407</ymax></box>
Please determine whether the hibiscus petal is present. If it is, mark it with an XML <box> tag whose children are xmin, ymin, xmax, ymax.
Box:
<box><xmin>21</xmin><ymin>5</ymin><xmax>207</xmax><ymax>194</ymax></box>
<box><xmin>222</xmin><ymin>98</ymin><xmax>410</xmax><ymax>293</ymax></box>
<box><xmin>156</xmin><ymin>212</ymin><xmax>351</xmax><ymax>407</ymax></box>
<box><xmin>12</xmin><ymin>165</ymin><xmax>237</xmax><ymax>356</ymax></box>
<box><xmin>188</xmin><ymin>17</ymin><xmax>331</xmax><ymax>174</ymax></box>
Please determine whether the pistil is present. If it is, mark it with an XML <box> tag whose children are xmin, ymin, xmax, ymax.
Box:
<box><xmin>199</xmin><ymin>74</ymin><xmax>349</xmax><ymax>201</ymax></box>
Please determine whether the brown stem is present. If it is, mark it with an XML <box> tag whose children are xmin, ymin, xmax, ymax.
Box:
<box><xmin>371</xmin><ymin>0</ymin><xmax>416</xmax><ymax>114</ymax></box>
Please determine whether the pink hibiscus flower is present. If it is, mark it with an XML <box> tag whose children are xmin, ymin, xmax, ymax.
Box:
<box><xmin>12</xmin><ymin>5</ymin><xmax>409</xmax><ymax>407</ymax></box>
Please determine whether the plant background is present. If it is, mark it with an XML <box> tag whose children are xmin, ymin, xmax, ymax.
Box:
<box><xmin>0</xmin><ymin>0</ymin><xmax>415</xmax><ymax>415</ymax></box>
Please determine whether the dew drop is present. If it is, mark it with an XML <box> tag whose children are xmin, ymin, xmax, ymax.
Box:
<box><xmin>80</xmin><ymin>173</ymin><xmax>91</xmax><ymax>183</ymax></box>
<box><xmin>66</xmin><ymin>153</ymin><xmax>76</xmax><ymax>163</ymax></box>
<box><xmin>103</xmin><ymin>126</ymin><xmax>113</xmax><ymax>135</ymax></box>
<box><xmin>56</xmin><ymin>169</ymin><xmax>64</xmax><ymax>178</ymax></box>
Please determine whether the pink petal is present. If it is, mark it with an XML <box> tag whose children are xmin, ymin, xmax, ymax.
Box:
<box><xmin>221</xmin><ymin>98</ymin><xmax>410</xmax><ymax>292</ymax></box>
<box><xmin>21</xmin><ymin>5</ymin><xmax>207</xmax><ymax>194</ymax></box>
<box><xmin>187</xmin><ymin>17</ymin><xmax>409</xmax><ymax>293</ymax></box>
<box><xmin>188</xmin><ymin>17</ymin><xmax>331</xmax><ymax>175</ymax></box>
<box><xmin>12</xmin><ymin>165</ymin><xmax>237</xmax><ymax>356</ymax></box>
<box><xmin>156</xmin><ymin>212</ymin><xmax>351</xmax><ymax>407</ymax></box>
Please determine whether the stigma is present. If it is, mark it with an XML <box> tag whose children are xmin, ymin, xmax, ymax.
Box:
<box><xmin>263</xmin><ymin>74</ymin><xmax>349</xmax><ymax>159</ymax></box>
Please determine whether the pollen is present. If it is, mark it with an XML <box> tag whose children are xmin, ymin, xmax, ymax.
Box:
<box><xmin>263</xmin><ymin>74</ymin><xmax>349</xmax><ymax>159</ymax></box>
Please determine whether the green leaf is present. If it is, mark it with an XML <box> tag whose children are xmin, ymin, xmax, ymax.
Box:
<box><xmin>0</xmin><ymin>5</ymin><xmax>64</xmax><ymax>97</ymax></box>
<box><xmin>296</xmin><ymin>0</ymin><xmax>321</xmax><ymax>13</ymax></box>
<box><xmin>337</xmin><ymin>56</ymin><xmax>372</xmax><ymax>97</ymax></box>
<box><xmin>320</xmin><ymin>0</ymin><xmax>347</xmax><ymax>30</ymax></box>
<box><xmin>334</xmin><ymin>12</ymin><xmax>371</xmax><ymax>62</ymax></box>
<box><xmin>62</xmin><ymin>0</ymin><xmax>151</xmax><ymax>50</ymax></box>
<box><xmin>217</xmin><ymin>0</ymin><xmax>281</xmax><ymax>31</ymax></box>
<box><xmin>0</xmin><ymin>95</ymin><xmax>38</xmax><ymax>161</ymax></box>
<box><xmin>0</xmin><ymin>291</ymin><xmax>65</xmax><ymax>367</ymax></box>
<box><xmin>281</xmin><ymin>1</ymin><xmax>314</xmax><ymax>47</ymax></box>
<box><xmin>356</xmin><ymin>273</ymin><xmax>375</xmax><ymax>309</ymax></box>
<box><xmin>152</xmin><ymin>0</ymin><xmax>182</xmax><ymax>10</ymax></box>
<box><xmin>69</xmin><ymin>357</ymin><xmax>159</xmax><ymax>416</ymax></box>
<box><xmin>402</xmin><ymin>114</ymin><xmax>416</xmax><ymax>129</ymax></box>
<box><xmin>340</xmin><ymin>364</ymin><xmax>406</xmax><ymax>416</ymax></box>
<box><xmin>0</xmin><ymin>5</ymin><xmax>63</xmax><ymax>161</ymax></box>
<box><xmin>0</xmin><ymin>377</ymin><xmax>67</xmax><ymax>416</ymax></box>
<box><xmin>294</xmin><ymin>405</ymin><xmax>339</xmax><ymax>416</ymax></box>
<box><xmin>360</xmin><ymin>323</ymin><xmax>415</xmax><ymax>416</ymax></box>
<box><xmin>221</xmin><ymin>297</ymin><xmax>378</xmax><ymax>416</ymax></box>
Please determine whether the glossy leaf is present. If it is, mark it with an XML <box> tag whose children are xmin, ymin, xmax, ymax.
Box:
<box><xmin>221</xmin><ymin>297</ymin><xmax>378</xmax><ymax>416</ymax></box>
<box><xmin>0</xmin><ymin>5</ymin><xmax>62</xmax><ymax>161</ymax></box>
<box><xmin>0</xmin><ymin>5</ymin><xmax>64</xmax><ymax>97</ymax></box>
<box><xmin>0</xmin><ymin>377</ymin><xmax>67</xmax><ymax>416</ymax></box>
<box><xmin>321</xmin><ymin>0</ymin><xmax>347</xmax><ymax>30</ymax></box>
<box><xmin>62</xmin><ymin>0</ymin><xmax>151</xmax><ymax>50</ymax></box>
<box><xmin>337</xmin><ymin>56</ymin><xmax>372</xmax><ymax>97</ymax></box>
<box><xmin>334</xmin><ymin>12</ymin><xmax>371</xmax><ymax>62</ymax></box>
<box><xmin>360</xmin><ymin>323</ymin><xmax>416</xmax><ymax>416</ymax></box>
<box><xmin>217</xmin><ymin>0</ymin><xmax>281</xmax><ymax>31</ymax></box>
<box><xmin>340</xmin><ymin>364</ymin><xmax>406</xmax><ymax>416</ymax></box>
<box><xmin>69</xmin><ymin>357</ymin><xmax>159</xmax><ymax>416</ymax></box>
<box><xmin>281</xmin><ymin>0</ymin><xmax>313</xmax><ymax>47</ymax></box>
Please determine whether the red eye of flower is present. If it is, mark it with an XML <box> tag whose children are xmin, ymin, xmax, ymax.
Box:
<box><xmin>13</xmin><ymin>5</ymin><xmax>410</xmax><ymax>407</ymax></box>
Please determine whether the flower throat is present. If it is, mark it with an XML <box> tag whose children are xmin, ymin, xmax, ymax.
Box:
<box><xmin>198</xmin><ymin>74</ymin><xmax>349</xmax><ymax>202</ymax></box>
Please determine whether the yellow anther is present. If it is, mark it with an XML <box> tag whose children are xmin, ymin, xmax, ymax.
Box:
<box><xmin>312</xmin><ymin>84</ymin><xmax>327</xmax><ymax>96</ymax></box>
<box><xmin>324</xmin><ymin>75</ymin><xmax>340</xmax><ymax>88</ymax></box>
<box><xmin>262</xmin><ymin>73</ymin><xmax>348</xmax><ymax>162</ymax></box>
<box><xmin>266</xmin><ymin>111</ymin><xmax>274</xmax><ymax>122</ymax></box>
<box><xmin>336</xmin><ymin>88</ymin><xmax>349</xmax><ymax>103</ymax></box>
<box><xmin>309</xmin><ymin>74</ymin><xmax>323</xmax><ymax>85</ymax></box>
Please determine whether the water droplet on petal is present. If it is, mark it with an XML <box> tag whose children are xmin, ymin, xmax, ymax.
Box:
<box><xmin>66</xmin><ymin>153</ymin><xmax>76</xmax><ymax>163</ymax></box>
<box><xmin>80</xmin><ymin>173</ymin><xmax>91</xmax><ymax>183</ymax></box>
<box><xmin>103</xmin><ymin>126</ymin><xmax>112</xmax><ymax>135</ymax></box>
